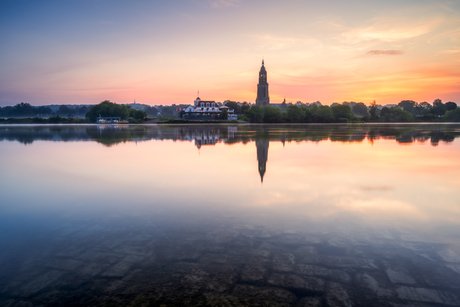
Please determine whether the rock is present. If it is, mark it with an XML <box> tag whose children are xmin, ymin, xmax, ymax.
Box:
<box><xmin>79</xmin><ymin>262</ymin><xmax>109</xmax><ymax>276</ymax></box>
<box><xmin>297</xmin><ymin>296</ymin><xmax>322</xmax><ymax>307</ymax></box>
<box><xmin>241</xmin><ymin>262</ymin><xmax>268</xmax><ymax>285</ymax></box>
<box><xmin>206</xmin><ymin>266</ymin><xmax>239</xmax><ymax>293</ymax></box>
<box><xmin>438</xmin><ymin>249</ymin><xmax>460</xmax><ymax>263</ymax></box>
<box><xmin>356</xmin><ymin>273</ymin><xmax>395</xmax><ymax>298</ymax></box>
<box><xmin>325</xmin><ymin>283</ymin><xmax>353</xmax><ymax>307</ymax></box>
<box><xmin>232</xmin><ymin>284</ymin><xmax>297</xmax><ymax>306</ymax></box>
<box><xmin>199</xmin><ymin>254</ymin><xmax>245</xmax><ymax>266</ymax></box>
<box><xmin>295</xmin><ymin>264</ymin><xmax>351</xmax><ymax>284</ymax></box>
<box><xmin>273</xmin><ymin>253</ymin><xmax>296</xmax><ymax>272</ymax></box>
<box><xmin>20</xmin><ymin>270</ymin><xmax>64</xmax><ymax>296</ymax></box>
<box><xmin>321</xmin><ymin>256</ymin><xmax>377</xmax><ymax>269</ymax></box>
<box><xmin>385</xmin><ymin>267</ymin><xmax>416</xmax><ymax>285</ymax></box>
<box><xmin>103</xmin><ymin>261</ymin><xmax>133</xmax><ymax>277</ymax></box>
<box><xmin>446</xmin><ymin>264</ymin><xmax>460</xmax><ymax>274</ymax></box>
<box><xmin>396</xmin><ymin>286</ymin><xmax>460</xmax><ymax>305</ymax></box>
<box><xmin>268</xmin><ymin>274</ymin><xmax>325</xmax><ymax>295</ymax></box>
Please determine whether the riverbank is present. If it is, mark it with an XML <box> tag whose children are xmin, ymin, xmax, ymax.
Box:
<box><xmin>0</xmin><ymin>117</ymin><xmax>242</xmax><ymax>125</ymax></box>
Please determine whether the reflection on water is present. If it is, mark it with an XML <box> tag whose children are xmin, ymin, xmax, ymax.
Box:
<box><xmin>256</xmin><ymin>140</ymin><xmax>269</xmax><ymax>182</ymax></box>
<box><xmin>1</xmin><ymin>124</ymin><xmax>460</xmax><ymax>306</ymax></box>
<box><xmin>1</xmin><ymin>123</ymin><xmax>459</xmax><ymax>147</ymax></box>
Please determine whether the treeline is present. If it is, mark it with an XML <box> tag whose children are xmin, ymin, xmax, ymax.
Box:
<box><xmin>0</xmin><ymin>103</ymin><xmax>91</xmax><ymax>117</ymax></box>
<box><xmin>0</xmin><ymin>101</ymin><xmax>149</xmax><ymax>123</ymax></box>
<box><xmin>242</xmin><ymin>100</ymin><xmax>460</xmax><ymax>123</ymax></box>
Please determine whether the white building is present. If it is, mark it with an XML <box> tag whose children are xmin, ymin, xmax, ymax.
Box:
<box><xmin>183</xmin><ymin>97</ymin><xmax>237</xmax><ymax>120</ymax></box>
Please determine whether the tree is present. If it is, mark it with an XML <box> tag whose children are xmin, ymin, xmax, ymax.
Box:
<box><xmin>414</xmin><ymin>101</ymin><xmax>431</xmax><ymax>116</ymax></box>
<box><xmin>77</xmin><ymin>106</ymin><xmax>89</xmax><ymax>116</ymax></box>
<box><xmin>241</xmin><ymin>102</ymin><xmax>250</xmax><ymax>114</ymax></box>
<box><xmin>85</xmin><ymin>100</ymin><xmax>129</xmax><ymax>122</ymax></box>
<box><xmin>303</xmin><ymin>108</ymin><xmax>313</xmax><ymax>122</ymax></box>
<box><xmin>445</xmin><ymin>101</ymin><xmax>457</xmax><ymax>111</ymax></box>
<box><xmin>352</xmin><ymin>103</ymin><xmax>369</xmax><ymax>117</ymax></box>
<box><xmin>57</xmin><ymin>105</ymin><xmax>76</xmax><ymax>115</ymax></box>
<box><xmin>0</xmin><ymin>106</ymin><xmax>14</xmax><ymax>117</ymax></box>
<box><xmin>379</xmin><ymin>107</ymin><xmax>414</xmax><ymax>122</ymax></box>
<box><xmin>342</xmin><ymin>101</ymin><xmax>357</xmax><ymax>109</ymax></box>
<box><xmin>310</xmin><ymin>105</ymin><xmax>334</xmax><ymax>123</ymax></box>
<box><xmin>220</xmin><ymin>108</ymin><xmax>228</xmax><ymax>120</ymax></box>
<box><xmin>331</xmin><ymin>104</ymin><xmax>353</xmax><ymax>122</ymax></box>
<box><xmin>398</xmin><ymin>100</ymin><xmax>416</xmax><ymax>114</ymax></box>
<box><xmin>369</xmin><ymin>100</ymin><xmax>378</xmax><ymax>119</ymax></box>
<box><xmin>244</xmin><ymin>105</ymin><xmax>264</xmax><ymax>123</ymax></box>
<box><xmin>286</xmin><ymin>105</ymin><xmax>304</xmax><ymax>123</ymax></box>
<box><xmin>13</xmin><ymin>102</ymin><xmax>35</xmax><ymax>117</ymax></box>
<box><xmin>263</xmin><ymin>106</ymin><xmax>283</xmax><ymax>123</ymax></box>
<box><xmin>129</xmin><ymin>107</ymin><xmax>147</xmax><ymax>120</ymax></box>
<box><xmin>36</xmin><ymin>106</ymin><xmax>53</xmax><ymax>115</ymax></box>
<box><xmin>443</xmin><ymin>108</ymin><xmax>460</xmax><ymax>122</ymax></box>
<box><xmin>224</xmin><ymin>101</ymin><xmax>241</xmax><ymax>114</ymax></box>
<box><xmin>431</xmin><ymin>99</ymin><xmax>446</xmax><ymax>116</ymax></box>
<box><xmin>144</xmin><ymin>106</ymin><xmax>159</xmax><ymax>117</ymax></box>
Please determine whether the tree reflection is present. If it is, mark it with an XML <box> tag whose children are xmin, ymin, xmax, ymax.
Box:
<box><xmin>1</xmin><ymin>124</ymin><xmax>459</xmax><ymax>147</ymax></box>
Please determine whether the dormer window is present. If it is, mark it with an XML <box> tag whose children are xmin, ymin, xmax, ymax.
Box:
<box><xmin>206</xmin><ymin>103</ymin><xmax>210</xmax><ymax>108</ymax></box>
<box><xmin>201</xmin><ymin>103</ymin><xmax>204</xmax><ymax>107</ymax></box>
<box><xmin>212</xmin><ymin>103</ymin><xmax>215</xmax><ymax>108</ymax></box>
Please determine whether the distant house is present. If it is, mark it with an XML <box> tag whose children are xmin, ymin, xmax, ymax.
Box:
<box><xmin>183</xmin><ymin>97</ymin><xmax>237</xmax><ymax>120</ymax></box>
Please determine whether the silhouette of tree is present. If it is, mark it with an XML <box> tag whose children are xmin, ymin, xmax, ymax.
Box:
<box><xmin>369</xmin><ymin>100</ymin><xmax>378</xmax><ymax>119</ymax></box>
<box><xmin>431</xmin><ymin>99</ymin><xmax>446</xmax><ymax>116</ymax></box>
<box><xmin>85</xmin><ymin>100</ymin><xmax>129</xmax><ymax>122</ymax></box>
<box><xmin>445</xmin><ymin>101</ymin><xmax>457</xmax><ymax>111</ymax></box>
<box><xmin>352</xmin><ymin>103</ymin><xmax>369</xmax><ymax>116</ymax></box>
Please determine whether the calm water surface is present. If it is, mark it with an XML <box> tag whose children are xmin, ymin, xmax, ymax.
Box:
<box><xmin>1</xmin><ymin>124</ymin><xmax>460</xmax><ymax>307</ymax></box>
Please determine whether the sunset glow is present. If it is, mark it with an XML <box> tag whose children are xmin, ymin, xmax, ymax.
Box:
<box><xmin>1</xmin><ymin>0</ymin><xmax>460</xmax><ymax>106</ymax></box>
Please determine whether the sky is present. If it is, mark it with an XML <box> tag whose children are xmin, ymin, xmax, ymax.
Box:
<box><xmin>1</xmin><ymin>0</ymin><xmax>460</xmax><ymax>106</ymax></box>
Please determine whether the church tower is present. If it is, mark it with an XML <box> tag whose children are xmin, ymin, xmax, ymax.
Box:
<box><xmin>256</xmin><ymin>60</ymin><xmax>269</xmax><ymax>106</ymax></box>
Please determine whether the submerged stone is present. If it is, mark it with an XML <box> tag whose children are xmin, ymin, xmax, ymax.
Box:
<box><xmin>396</xmin><ymin>286</ymin><xmax>460</xmax><ymax>305</ymax></box>
<box><xmin>272</xmin><ymin>253</ymin><xmax>296</xmax><ymax>272</ymax></box>
<box><xmin>295</xmin><ymin>264</ymin><xmax>351</xmax><ymax>284</ymax></box>
<box><xmin>325</xmin><ymin>283</ymin><xmax>353</xmax><ymax>307</ymax></box>
<box><xmin>268</xmin><ymin>273</ymin><xmax>325</xmax><ymax>295</ymax></box>
<box><xmin>232</xmin><ymin>284</ymin><xmax>297</xmax><ymax>306</ymax></box>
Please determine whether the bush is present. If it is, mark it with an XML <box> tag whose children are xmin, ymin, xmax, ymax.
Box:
<box><xmin>443</xmin><ymin>108</ymin><xmax>460</xmax><ymax>122</ymax></box>
<box><xmin>48</xmin><ymin>116</ymin><xmax>63</xmax><ymax>123</ymax></box>
<box><xmin>32</xmin><ymin>117</ymin><xmax>47</xmax><ymax>123</ymax></box>
<box><xmin>337</xmin><ymin>117</ymin><xmax>349</xmax><ymax>123</ymax></box>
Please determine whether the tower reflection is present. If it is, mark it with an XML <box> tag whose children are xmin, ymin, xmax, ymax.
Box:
<box><xmin>256</xmin><ymin>139</ymin><xmax>269</xmax><ymax>183</ymax></box>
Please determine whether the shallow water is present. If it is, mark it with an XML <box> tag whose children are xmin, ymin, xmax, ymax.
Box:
<box><xmin>1</xmin><ymin>124</ymin><xmax>460</xmax><ymax>306</ymax></box>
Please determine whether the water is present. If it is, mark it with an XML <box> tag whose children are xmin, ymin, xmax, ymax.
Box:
<box><xmin>1</xmin><ymin>124</ymin><xmax>460</xmax><ymax>306</ymax></box>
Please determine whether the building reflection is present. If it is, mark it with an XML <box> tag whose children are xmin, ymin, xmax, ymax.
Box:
<box><xmin>256</xmin><ymin>140</ymin><xmax>269</xmax><ymax>183</ymax></box>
